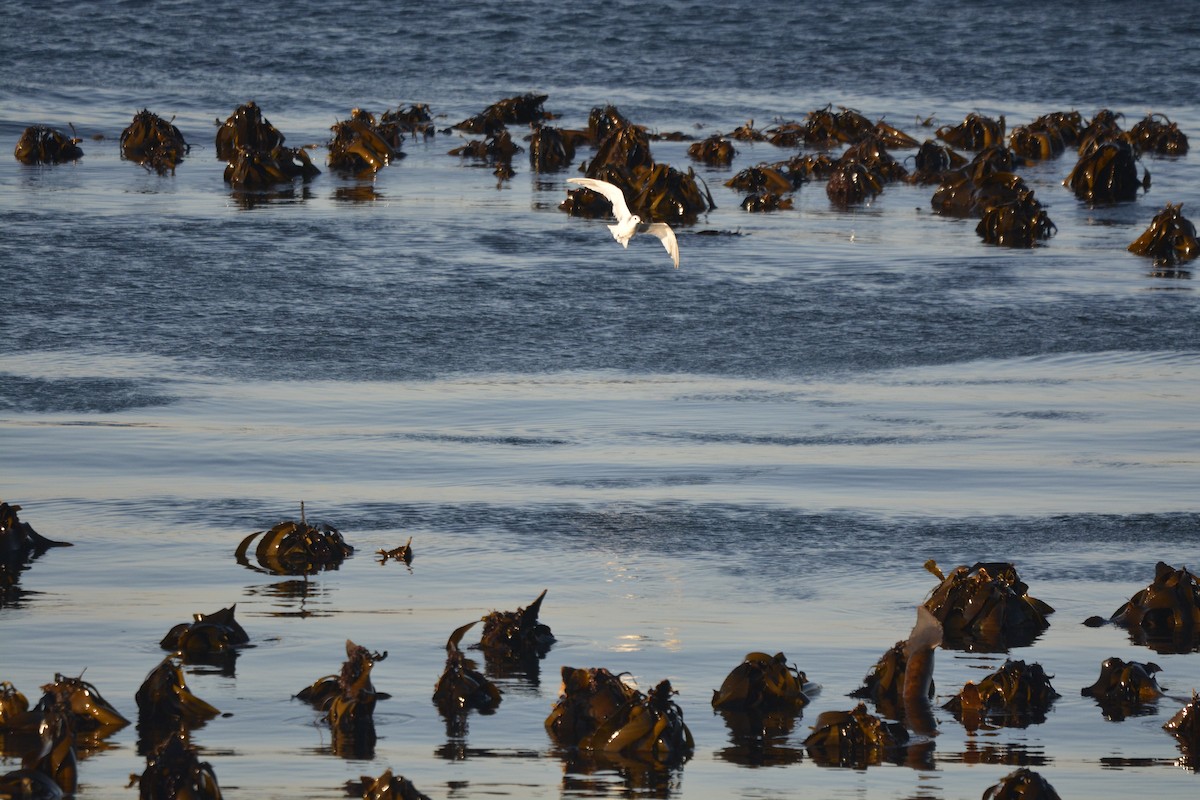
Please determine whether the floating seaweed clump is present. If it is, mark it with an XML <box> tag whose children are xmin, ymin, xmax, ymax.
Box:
<box><xmin>235</xmin><ymin>509</ymin><xmax>353</xmax><ymax>575</ymax></box>
<box><xmin>121</xmin><ymin>110</ymin><xmax>190</xmax><ymax>173</ymax></box>
<box><xmin>215</xmin><ymin>101</ymin><xmax>285</xmax><ymax>160</ymax></box>
<box><xmin>433</xmin><ymin>621</ymin><xmax>501</xmax><ymax>721</ymax></box>
<box><xmin>1081</xmin><ymin>657</ymin><xmax>1164</xmax><ymax>720</ymax></box>
<box><xmin>132</xmin><ymin>728</ymin><xmax>222</xmax><ymax>800</ymax></box>
<box><xmin>527</xmin><ymin>124</ymin><xmax>577</xmax><ymax>173</ymax></box>
<box><xmin>1101</xmin><ymin>561</ymin><xmax>1200</xmax><ymax>653</ymax></box>
<box><xmin>35</xmin><ymin>674</ymin><xmax>129</xmax><ymax>738</ymax></box>
<box><xmin>1</xmin><ymin>502</ymin><xmax>71</xmax><ymax>608</ymax></box>
<box><xmin>711</xmin><ymin>652</ymin><xmax>811</xmax><ymax>713</ymax></box>
<box><xmin>14</xmin><ymin>126</ymin><xmax>83</xmax><ymax>164</ymax></box>
<box><xmin>215</xmin><ymin>102</ymin><xmax>320</xmax><ymax>190</ymax></box>
<box><xmin>688</xmin><ymin>134</ymin><xmax>736</xmax><ymax>166</ymax></box>
<box><xmin>545</xmin><ymin>667</ymin><xmax>693</xmax><ymax>764</ymax></box>
<box><xmin>159</xmin><ymin>605</ymin><xmax>249</xmax><ymax>660</ymax></box>
<box><xmin>0</xmin><ymin>706</ymin><xmax>78</xmax><ymax>798</ymax></box>
<box><xmin>1065</xmin><ymin>139</ymin><xmax>1148</xmax><ymax>203</ymax></box>
<box><xmin>455</xmin><ymin>93</ymin><xmax>552</xmax><ymax>134</ymax></box>
<box><xmin>296</xmin><ymin>640</ymin><xmax>388</xmax><ymax>758</ymax></box>
<box><xmin>982</xmin><ymin>767</ymin><xmax>1062</xmax><ymax>799</ymax></box>
<box><xmin>376</xmin><ymin>536</ymin><xmax>413</xmax><ymax>565</ymax></box>
<box><xmin>475</xmin><ymin>589</ymin><xmax>555</xmax><ymax>665</ymax></box>
<box><xmin>381</xmin><ymin>103</ymin><xmax>435</xmax><ymax>138</ymax></box>
<box><xmin>1129</xmin><ymin>113</ymin><xmax>1189</xmax><ymax>156</ymax></box>
<box><xmin>449</xmin><ymin>127</ymin><xmax>522</xmax><ymax>180</ymax></box>
<box><xmin>345</xmin><ymin>768</ymin><xmax>431</xmax><ymax>800</ymax></box>
<box><xmin>943</xmin><ymin>659</ymin><xmax>1059</xmax><ymax>731</ymax></box>
<box><xmin>135</xmin><ymin>653</ymin><xmax>220</xmax><ymax>745</ymax></box>
<box><xmin>328</xmin><ymin>108</ymin><xmax>405</xmax><ymax>173</ymax></box>
<box><xmin>802</xmin><ymin>702</ymin><xmax>909</xmax><ymax>769</ymax></box>
<box><xmin>937</xmin><ymin>113</ymin><xmax>1006</xmax><ymax>150</ymax></box>
<box><xmin>976</xmin><ymin>188</ymin><xmax>1056</xmax><ymax>248</ymax></box>
<box><xmin>923</xmin><ymin>560</ymin><xmax>1053</xmax><ymax>651</ymax></box>
<box><xmin>1165</xmin><ymin>691</ymin><xmax>1200</xmax><ymax>769</ymax></box>
<box><xmin>1128</xmin><ymin>203</ymin><xmax>1198</xmax><ymax>268</ymax></box>
<box><xmin>1007</xmin><ymin>111</ymin><xmax>1081</xmax><ymax>160</ymax></box>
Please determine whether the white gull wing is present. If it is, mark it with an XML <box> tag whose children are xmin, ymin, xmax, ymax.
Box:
<box><xmin>567</xmin><ymin>177</ymin><xmax>681</xmax><ymax>268</ymax></box>
<box><xmin>567</xmin><ymin>177</ymin><xmax>634</xmax><ymax>222</ymax></box>
<box><xmin>642</xmin><ymin>222</ymin><xmax>680</xmax><ymax>269</ymax></box>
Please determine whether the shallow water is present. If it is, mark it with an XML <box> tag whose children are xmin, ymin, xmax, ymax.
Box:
<box><xmin>3</xmin><ymin>1</ymin><xmax>1200</xmax><ymax>798</ymax></box>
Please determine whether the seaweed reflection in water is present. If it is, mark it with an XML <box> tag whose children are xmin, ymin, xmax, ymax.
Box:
<box><xmin>556</xmin><ymin>748</ymin><xmax>684</xmax><ymax>800</ymax></box>
<box><xmin>244</xmin><ymin>576</ymin><xmax>336</xmax><ymax>619</ymax></box>
<box><xmin>712</xmin><ymin>707</ymin><xmax>805</xmax><ymax>767</ymax></box>
<box><xmin>938</xmin><ymin>738</ymin><xmax>1051</xmax><ymax>767</ymax></box>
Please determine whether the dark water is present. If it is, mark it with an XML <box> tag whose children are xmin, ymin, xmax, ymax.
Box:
<box><xmin>3</xmin><ymin>2</ymin><xmax>1200</xmax><ymax>799</ymax></box>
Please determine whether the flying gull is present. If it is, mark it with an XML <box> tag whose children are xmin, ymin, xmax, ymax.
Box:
<box><xmin>567</xmin><ymin>177</ymin><xmax>680</xmax><ymax>268</ymax></box>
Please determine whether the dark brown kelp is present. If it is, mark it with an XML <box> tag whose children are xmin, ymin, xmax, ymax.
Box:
<box><xmin>1081</xmin><ymin>657</ymin><xmax>1164</xmax><ymax>720</ymax></box>
<box><xmin>1065</xmin><ymin>139</ymin><xmax>1147</xmax><ymax>202</ymax></box>
<box><xmin>135</xmin><ymin>654</ymin><xmax>219</xmax><ymax>739</ymax></box>
<box><xmin>528</xmin><ymin>125</ymin><xmax>576</xmax><ymax>172</ymax></box>
<box><xmin>328</xmin><ymin>108</ymin><xmax>405</xmax><ymax>173</ymax></box>
<box><xmin>476</xmin><ymin>589</ymin><xmax>555</xmax><ymax>664</ymax></box>
<box><xmin>937</xmin><ymin>113</ymin><xmax>1006</xmax><ymax>150</ymax></box>
<box><xmin>159</xmin><ymin>605</ymin><xmax>249</xmax><ymax>658</ymax></box>
<box><xmin>802</xmin><ymin>702</ymin><xmax>908</xmax><ymax>769</ymax></box>
<box><xmin>132</xmin><ymin>727</ymin><xmax>222</xmax><ymax>800</ymax></box>
<box><xmin>545</xmin><ymin>667</ymin><xmax>693</xmax><ymax>764</ymax></box>
<box><xmin>1165</xmin><ymin>692</ymin><xmax>1200</xmax><ymax>769</ymax></box>
<box><xmin>924</xmin><ymin>560</ymin><xmax>1053</xmax><ymax>651</ymax></box>
<box><xmin>943</xmin><ymin>659</ymin><xmax>1059</xmax><ymax>731</ymax></box>
<box><xmin>346</xmin><ymin>768</ymin><xmax>431</xmax><ymax>800</ymax></box>
<box><xmin>711</xmin><ymin>652</ymin><xmax>811</xmax><ymax>713</ymax></box>
<box><xmin>433</xmin><ymin>621</ymin><xmax>501</xmax><ymax>716</ymax></box>
<box><xmin>235</xmin><ymin>507</ymin><xmax>352</xmax><ymax>575</ymax></box>
<box><xmin>1104</xmin><ymin>561</ymin><xmax>1200</xmax><ymax>652</ymax></box>
<box><xmin>976</xmin><ymin>188</ymin><xmax>1056</xmax><ymax>247</ymax></box>
<box><xmin>120</xmin><ymin>110</ymin><xmax>189</xmax><ymax>173</ymax></box>
<box><xmin>1129</xmin><ymin>113</ymin><xmax>1189</xmax><ymax>156</ymax></box>
<box><xmin>982</xmin><ymin>767</ymin><xmax>1062</xmax><ymax>800</ymax></box>
<box><xmin>14</xmin><ymin>126</ymin><xmax>83</xmax><ymax>164</ymax></box>
<box><xmin>455</xmin><ymin>93</ymin><xmax>552</xmax><ymax>134</ymax></box>
<box><xmin>1128</xmin><ymin>203</ymin><xmax>1198</xmax><ymax>267</ymax></box>
<box><xmin>214</xmin><ymin>102</ymin><xmax>285</xmax><ymax>160</ymax></box>
<box><xmin>687</xmin><ymin>135</ymin><xmax>737</xmax><ymax>166</ymax></box>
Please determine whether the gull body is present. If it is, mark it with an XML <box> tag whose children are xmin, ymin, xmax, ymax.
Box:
<box><xmin>567</xmin><ymin>177</ymin><xmax>680</xmax><ymax>268</ymax></box>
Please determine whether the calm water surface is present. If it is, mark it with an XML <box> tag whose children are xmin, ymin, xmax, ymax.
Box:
<box><xmin>2</xmin><ymin>2</ymin><xmax>1200</xmax><ymax>798</ymax></box>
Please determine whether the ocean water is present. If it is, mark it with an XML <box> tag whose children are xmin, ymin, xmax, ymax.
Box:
<box><xmin>2</xmin><ymin>1</ymin><xmax>1200</xmax><ymax>798</ymax></box>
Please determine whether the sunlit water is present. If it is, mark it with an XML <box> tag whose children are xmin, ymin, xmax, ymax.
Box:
<box><xmin>3</xmin><ymin>1</ymin><xmax>1200</xmax><ymax>798</ymax></box>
